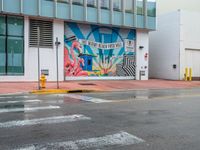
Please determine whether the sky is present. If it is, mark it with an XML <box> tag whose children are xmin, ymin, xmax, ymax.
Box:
<box><xmin>157</xmin><ymin>0</ymin><xmax>200</xmax><ymax>14</ymax></box>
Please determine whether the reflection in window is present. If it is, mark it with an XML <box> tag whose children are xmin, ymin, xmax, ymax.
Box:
<box><xmin>87</xmin><ymin>0</ymin><xmax>97</xmax><ymax>7</ymax></box>
<box><xmin>147</xmin><ymin>0</ymin><xmax>156</xmax><ymax>17</ymax></box>
<box><xmin>57</xmin><ymin>0</ymin><xmax>69</xmax><ymax>3</ymax></box>
<box><xmin>0</xmin><ymin>15</ymin><xmax>24</xmax><ymax>75</ymax></box>
<box><xmin>73</xmin><ymin>0</ymin><xmax>84</xmax><ymax>5</ymax></box>
<box><xmin>125</xmin><ymin>0</ymin><xmax>134</xmax><ymax>13</ymax></box>
<box><xmin>137</xmin><ymin>0</ymin><xmax>144</xmax><ymax>15</ymax></box>
<box><xmin>113</xmin><ymin>0</ymin><xmax>122</xmax><ymax>11</ymax></box>
<box><xmin>101</xmin><ymin>0</ymin><xmax>110</xmax><ymax>10</ymax></box>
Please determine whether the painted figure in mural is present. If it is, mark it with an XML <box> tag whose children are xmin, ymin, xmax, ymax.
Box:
<box><xmin>64</xmin><ymin>41</ymin><xmax>88</xmax><ymax>76</ymax></box>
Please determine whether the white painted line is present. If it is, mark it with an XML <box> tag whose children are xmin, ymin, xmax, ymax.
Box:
<box><xmin>0</xmin><ymin>114</ymin><xmax>91</xmax><ymax>128</ymax></box>
<box><xmin>0</xmin><ymin>99</ymin><xmax>41</xmax><ymax>104</ymax></box>
<box><xmin>56</xmin><ymin>94</ymin><xmax>113</xmax><ymax>103</ymax></box>
<box><xmin>0</xmin><ymin>95</ymin><xmax>31</xmax><ymax>99</ymax></box>
<box><xmin>0</xmin><ymin>96</ymin><xmax>13</xmax><ymax>99</ymax></box>
<box><xmin>0</xmin><ymin>106</ymin><xmax>60</xmax><ymax>114</ymax></box>
<box><xmin>16</xmin><ymin>131</ymin><xmax>144</xmax><ymax>150</ymax></box>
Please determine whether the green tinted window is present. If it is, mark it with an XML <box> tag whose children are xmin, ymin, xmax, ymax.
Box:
<box><xmin>7</xmin><ymin>37</ymin><xmax>24</xmax><ymax>75</ymax></box>
<box><xmin>137</xmin><ymin>0</ymin><xmax>144</xmax><ymax>15</ymax></box>
<box><xmin>7</xmin><ymin>16</ymin><xmax>24</xmax><ymax>36</ymax></box>
<box><xmin>113</xmin><ymin>0</ymin><xmax>122</xmax><ymax>11</ymax></box>
<box><xmin>147</xmin><ymin>0</ymin><xmax>156</xmax><ymax>17</ymax></box>
<box><xmin>0</xmin><ymin>36</ymin><xmax>6</xmax><ymax>74</ymax></box>
<box><xmin>0</xmin><ymin>15</ymin><xmax>6</xmax><ymax>35</ymax></box>
<box><xmin>0</xmin><ymin>15</ymin><xmax>24</xmax><ymax>76</ymax></box>
<box><xmin>125</xmin><ymin>0</ymin><xmax>134</xmax><ymax>13</ymax></box>
<box><xmin>73</xmin><ymin>0</ymin><xmax>84</xmax><ymax>5</ymax></box>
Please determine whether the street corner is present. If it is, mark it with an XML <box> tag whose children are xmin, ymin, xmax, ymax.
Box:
<box><xmin>30</xmin><ymin>89</ymin><xmax>97</xmax><ymax>95</ymax></box>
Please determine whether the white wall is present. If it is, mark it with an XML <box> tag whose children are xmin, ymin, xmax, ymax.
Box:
<box><xmin>0</xmin><ymin>17</ymin><xmax>64</xmax><ymax>82</ymax></box>
<box><xmin>180</xmin><ymin>10</ymin><xmax>200</xmax><ymax>79</ymax></box>
<box><xmin>149</xmin><ymin>11</ymin><xmax>181</xmax><ymax>80</ymax></box>
<box><xmin>157</xmin><ymin>0</ymin><xmax>200</xmax><ymax>15</ymax></box>
<box><xmin>136</xmin><ymin>30</ymin><xmax>149</xmax><ymax>80</ymax></box>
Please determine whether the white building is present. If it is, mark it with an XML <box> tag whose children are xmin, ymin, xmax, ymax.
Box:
<box><xmin>149</xmin><ymin>10</ymin><xmax>200</xmax><ymax>80</ymax></box>
<box><xmin>0</xmin><ymin>0</ymin><xmax>156</xmax><ymax>82</ymax></box>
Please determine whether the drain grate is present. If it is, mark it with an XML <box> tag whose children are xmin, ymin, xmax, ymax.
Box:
<box><xmin>79</xmin><ymin>83</ymin><xmax>96</xmax><ymax>86</ymax></box>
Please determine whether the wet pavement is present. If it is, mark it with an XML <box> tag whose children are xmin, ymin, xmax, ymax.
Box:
<box><xmin>0</xmin><ymin>88</ymin><xmax>200</xmax><ymax>149</ymax></box>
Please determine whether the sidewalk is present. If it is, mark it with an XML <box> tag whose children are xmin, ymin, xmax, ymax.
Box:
<box><xmin>0</xmin><ymin>79</ymin><xmax>200</xmax><ymax>95</ymax></box>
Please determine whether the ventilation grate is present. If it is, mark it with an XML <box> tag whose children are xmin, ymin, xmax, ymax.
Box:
<box><xmin>29</xmin><ymin>19</ymin><xmax>53</xmax><ymax>48</ymax></box>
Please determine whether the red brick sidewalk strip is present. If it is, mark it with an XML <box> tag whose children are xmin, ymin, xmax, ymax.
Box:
<box><xmin>0</xmin><ymin>79</ymin><xmax>200</xmax><ymax>95</ymax></box>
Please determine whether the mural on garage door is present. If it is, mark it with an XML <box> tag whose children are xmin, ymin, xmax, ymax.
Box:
<box><xmin>64</xmin><ymin>22</ymin><xmax>136</xmax><ymax>77</ymax></box>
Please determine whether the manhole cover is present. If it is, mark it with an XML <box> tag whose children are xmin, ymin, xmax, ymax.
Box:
<box><xmin>79</xmin><ymin>83</ymin><xmax>96</xmax><ymax>86</ymax></box>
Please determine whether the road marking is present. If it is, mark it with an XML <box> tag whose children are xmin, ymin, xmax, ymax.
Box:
<box><xmin>0</xmin><ymin>114</ymin><xmax>91</xmax><ymax>128</ymax></box>
<box><xmin>0</xmin><ymin>106</ymin><xmax>60</xmax><ymax>114</ymax></box>
<box><xmin>56</xmin><ymin>94</ymin><xmax>113</xmax><ymax>103</ymax></box>
<box><xmin>16</xmin><ymin>131</ymin><xmax>144</xmax><ymax>150</ymax></box>
<box><xmin>0</xmin><ymin>95</ymin><xmax>32</xmax><ymax>99</ymax></box>
<box><xmin>0</xmin><ymin>96</ymin><xmax>13</xmax><ymax>99</ymax></box>
<box><xmin>0</xmin><ymin>99</ymin><xmax>41</xmax><ymax>104</ymax></box>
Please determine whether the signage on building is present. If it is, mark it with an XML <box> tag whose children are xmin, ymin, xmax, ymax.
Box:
<box><xmin>124</xmin><ymin>39</ymin><xmax>135</xmax><ymax>52</ymax></box>
<box><xmin>79</xmin><ymin>39</ymin><xmax>123</xmax><ymax>50</ymax></box>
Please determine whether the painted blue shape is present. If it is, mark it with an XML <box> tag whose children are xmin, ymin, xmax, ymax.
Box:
<box><xmin>3</xmin><ymin>0</ymin><xmax>20</xmax><ymax>13</ymax></box>
<box><xmin>113</xmin><ymin>29</ymin><xmax>136</xmax><ymax>65</ymax></box>
<box><xmin>23</xmin><ymin>0</ymin><xmax>38</xmax><ymax>15</ymax></box>
<box><xmin>127</xmin><ymin>30</ymin><xmax>136</xmax><ymax>40</ymax></box>
<box><xmin>67</xmin><ymin>22</ymin><xmax>95</xmax><ymax>56</ymax></box>
<box><xmin>80</xmin><ymin>55</ymin><xmax>93</xmax><ymax>71</ymax></box>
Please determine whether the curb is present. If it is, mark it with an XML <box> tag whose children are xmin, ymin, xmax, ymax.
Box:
<box><xmin>30</xmin><ymin>89</ymin><xmax>96</xmax><ymax>95</ymax></box>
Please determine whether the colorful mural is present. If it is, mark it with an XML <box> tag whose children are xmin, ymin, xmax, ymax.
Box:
<box><xmin>64</xmin><ymin>23</ymin><xmax>136</xmax><ymax>78</ymax></box>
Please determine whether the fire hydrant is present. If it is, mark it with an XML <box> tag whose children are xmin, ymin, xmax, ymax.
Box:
<box><xmin>40</xmin><ymin>74</ymin><xmax>46</xmax><ymax>89</ymax></box>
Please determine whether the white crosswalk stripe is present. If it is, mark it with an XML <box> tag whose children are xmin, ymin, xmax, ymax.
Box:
<box><xmin>55</xmin><ymin>94</ymin><xmax>113</xmax><ymax>103</ymax></box>
<box><xmin>0</xmin><ymin>114</ymin><xmax>91</xmax><ymax>128</ymax></box>
<box><xmin>0</xmin><ymin>99</ymin><xmax>41</xmax><ymax>104</ymax></box>
<box><xmin>15</xmin><ymin>131</ymin><xmax>144</xmax><ymax>150</ymax></box>
<box><xmin>0</xmin><ymin>106</ymin><xmax>60</xmax><ymax>114</ymax></box>
<box><xmin>0</xmin><ymin>95</ymin><xmax>32</xmax><ymax>99</ymax></box>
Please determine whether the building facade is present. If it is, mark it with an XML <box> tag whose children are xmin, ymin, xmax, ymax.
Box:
<box><xmin>149</xmin><ymin>10</ymin><xmax>200</xmax><ymax>80</ymax></box>
<box><xmin>0</xmin><ymin>0</ymin><xmax>156</xmax><ymax>81</ymax></box>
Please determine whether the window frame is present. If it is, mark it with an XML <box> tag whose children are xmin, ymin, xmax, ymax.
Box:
<box><xmin>0</xmin><ymin>15</ymin><xmax>24</xmax><ymax>76</ymax></box>
<box><xmin>72</xmin><ymin>0</ymin><xmax>84</xmax><ymax>6</ymax></box>
<box><xmin>87</xmin><ymin>0</ymin><xmax>97</xmax><ymax>8</ymax></box>
<box><xmin>125</xmin><ymin>0</ymin><xmax>134</xmax><ymax>13</ymax></box>
<box><xmin>137</xmin><ymin>0</ymin><xmax>145</xmax><ymax>15</ymax></box>
<box><xmin>100</xmin><ymin>0</ymin><xmax>110</xmax><ymax>10</ymax></box>
<box><xmin>113</xmin><ymin>0</ymin><xmax>122</xmax><ymax>12</ymax></box>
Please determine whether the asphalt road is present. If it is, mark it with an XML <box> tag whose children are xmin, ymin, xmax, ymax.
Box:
<box><xmin>0</xmin><ymin>88</ymin><xmax>200</xmax><ymax>150</ymax></box>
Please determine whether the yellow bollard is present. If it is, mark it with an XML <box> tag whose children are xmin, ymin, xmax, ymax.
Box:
<box><xmin>189</xmin><ymin>68</ymin><xmax>192</xmax><ymax>81</ymax></box>
<box><xmin>40</xmin><ymin>74</ymin><xmax>46</xmax><ymax>89</ymax></box>
<box><xmin>185</xmin><ymin>68</ymin><xmax>188</xmax><ymax>81</ymax></box>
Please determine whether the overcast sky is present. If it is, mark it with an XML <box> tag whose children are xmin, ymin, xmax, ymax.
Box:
<box><xmin>157</xmin><ymin>0</ymin><xmax>200</xmax><ymax>14</ymax></box>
